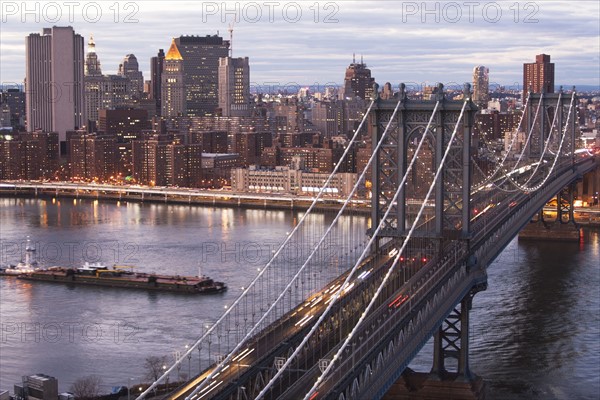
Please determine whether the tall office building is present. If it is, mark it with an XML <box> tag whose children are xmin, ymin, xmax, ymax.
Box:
<box><xmin>341</xmin><ymin>55</ymin><xmax>375</xmax><ymax>100</ymax></box>
<box><xmin>84</xmin><ymin>37</ymin><xmax>132</xmax><ymax>127</ymax></box>
<box><xmin>0</xmin><ymin>88</ymin><xmax>26</xmax><ymax>129</ymax></box>
<box><xmin>174</xmin><ymin>35</ymin><xmax>230</xmax><ymax>116</ymax></box>
<box><xmin>161</xmin><ymin>39</ymin><xmax>186</xmax><ymax>117</ymax></box>
<box><xmin>118</xmin><ymin>54</ymin><xmax>144</xmax><ymax>99</ymax></box>
<box><xmin>26</xmin><ymin>26</ymin><xmax>85</xmax><ymax>154</ymax></box>
<box><xmin>84</xmin><ymin>35</ymin><xmax>102</xmax><ymax>76</ymax></box>
<box><xmin>84</xmin><ymin>35</ymin><xmax>104</xmax><ymax>126</ymax></box>
<box><xmin>472</xmin><ymin>65</ymin><xmax>489</xmax><ymax>109</ymax></box>
<box><xmin>271</xmin><ymin>98</ymin><xmax>305</xmax><ymax>134</ymax></box>
<box><xmin>218</xmin><ymin>56</ymin><xmax>251</xmax><ymax>117</ymax></box>
<box><xmin>312</xmin><ymin>100</ymin><xmax>345</xmax><ymax>137</ymax></box>
<box><xmin>150</xmin><ymin>49</ymin><xmax>165</xmax><ymax>113</ymax></box>
<box><xmin>523</xmin><ymin>54</ymin><xmax>554</xmax><ymax>97</ymax></box>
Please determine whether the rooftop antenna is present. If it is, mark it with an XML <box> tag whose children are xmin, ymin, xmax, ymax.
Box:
<box><xmin>228</xmin><ymin>19</ymin><xmax>235</xmax><ymax>57</ymax></box>
<box><xmin>361</xmin><ymin>54</ymin><xmax>364</xmax><ymax>64</ymax></box>
<box><xmin>353</xmin><ymin>53</ymin><xmax>355</xmax><ymax>63</ymax></box>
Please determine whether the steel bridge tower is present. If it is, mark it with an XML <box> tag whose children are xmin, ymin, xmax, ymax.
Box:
<box><xmin>527</xmin><ymin>88</ymin><xmax>580</xmax><ymax>227</ymax></box>
<box><xmin>369</xmin><ymin>83</ymin><xmax>483</xmax><ymax>381</ymax></box>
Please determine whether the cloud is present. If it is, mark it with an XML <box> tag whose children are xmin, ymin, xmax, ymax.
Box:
<box><xmin>1</xmin><ymin>0</ymin><xmax>598</xmax><ymax>88</ymax></box>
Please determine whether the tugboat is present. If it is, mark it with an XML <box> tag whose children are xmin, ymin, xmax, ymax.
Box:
<box><xmin>0</xmin><ymin>237</ymin><xmax>40</xmax><ymax>276</ymax></box>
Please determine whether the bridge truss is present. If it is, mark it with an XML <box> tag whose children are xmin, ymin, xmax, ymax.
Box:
<box><xmin>136</xmin><ymin>85</ymin><xmax>594</xmax><ymax>400</ymax></box>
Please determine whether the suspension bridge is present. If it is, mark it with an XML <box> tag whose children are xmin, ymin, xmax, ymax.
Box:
<box><xmin>136</xmin><ymin>83</ymin><xmax>597</xmax><ymax>400</ymax></box>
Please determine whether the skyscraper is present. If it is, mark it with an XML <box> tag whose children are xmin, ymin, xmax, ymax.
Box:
<box><xmin>341</xmin><ymin>55</ymin><xmax>375</xmax><ymax>100</ymax></box>
<box><xmin>174</xmin><ymin>35</ymin><xmax>230</xmax><ymax>116</ymax></box>
<box><xmin>84</xmin><ymin>35</ymin><xmax>102</xmax><ymax>77</ymax></box>
<box><xmin>84</xmin><ymin>36</ymin><xmax>132</xmax><ymax>127</ymax></box>
<box><xmin>150</xmin><ymin>49</ymin><xmax>165</xmax><ymax>113</ymax></box>
<box><xmin>312</xmin><ymin>100</ymin><xmax>345</xmax><ymax>137</ymax></box>
<box><xmin>472</xmin><ymin>65</ymin><xmax>489</xmax><ymax>109</ymax></box>
<box><xmin>118</xmin><ymin>54</ymin><xmax>144</xmax><ymax>100</ymax></box>
<box><xmin>218</xmin><ymin>56</ymin><xmax>251</xmax><ymax>117</ymax></box>
<box><xmin>161</xmin><ymin>39</ymin><xmax>186</xmax><ymax>118</ymax></box>
<box><xmin>523</xmin><ymin>54</ymin><xmax>555</xmax><ymax>97</ymax></box>
<box><xmin>26</xmin><ymin>26</ymin><xmax>85</xmax><ymax>154</ymax></box>
<box><xmin>0</xmin><ymin>88</ymin><xmax>26</xmax><ymax>130</ymax></box>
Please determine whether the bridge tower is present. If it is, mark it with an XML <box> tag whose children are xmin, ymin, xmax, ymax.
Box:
<box><xmin>369</xmin><ymin>83</ymin><xmax>484</xmax><ymax>386</ymax></box>
<box><xmin>370</xmin><ymin>82</ymin><xmax>477</xmax><ymax>249</ymax></box>
<box><xmin>521</xmin><ymin>88</ymin><xmax>583</xmax><ymax>240</ymax></box>
<box><xmin>526</xmin><ymin>88</ymin><xmax>577</xmax><ymax>162</ymax></box>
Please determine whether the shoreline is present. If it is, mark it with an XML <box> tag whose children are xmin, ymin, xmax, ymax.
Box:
<box><xmin>0</xmin><ymin>186</ymin><xmax>371</xmax><ymax>214</ymax></box>
<box><xmin>1</xmin><ymin>187</ymin><xmax>599</xmax><ymax>226</ymax></box>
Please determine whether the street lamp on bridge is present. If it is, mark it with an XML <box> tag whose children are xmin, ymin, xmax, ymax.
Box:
<box><xmin>184</xmin><ymin>344</ymin><xmax>192</xmax><ymax>378</ymax></box>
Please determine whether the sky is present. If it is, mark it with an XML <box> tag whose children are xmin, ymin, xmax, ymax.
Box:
<box><xmin>1</xmin><ymin>0</ymin><xmax>599</xmax><ymax>91</ymax></box>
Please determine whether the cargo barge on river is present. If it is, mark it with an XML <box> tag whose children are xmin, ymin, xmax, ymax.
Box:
<box><xmin>17</xmin><ymin>262</ymin><xmax>227</xmax><ymax>294</ymax></box>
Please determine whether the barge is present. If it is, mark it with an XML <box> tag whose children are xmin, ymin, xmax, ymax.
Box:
<box><xmin>16</xmin><ymin>262</ymin><xmax>227</xmax><ymax>294</ymax></box>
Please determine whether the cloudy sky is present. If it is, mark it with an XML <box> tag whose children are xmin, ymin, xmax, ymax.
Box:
<box><xmin>1</xmin><ymin>0</ymin><xmax>599</xmax><ymax>90</ymax></box>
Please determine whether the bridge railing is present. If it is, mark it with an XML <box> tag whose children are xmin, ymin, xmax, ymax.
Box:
<box><xmin>309</xmin><ymin>156</ymin><xmax>596</xmax><ymax>398</ymax></box>
<box><xmin>315</xmin><ymin>240</ymin><xmax>469</xmax><ymax>398</ymax></box>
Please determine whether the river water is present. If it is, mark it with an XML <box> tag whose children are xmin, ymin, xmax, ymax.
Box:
<box><xmin>0</xmin><ymin>197</ymin><xmax>598</xmax><ymax>399</ymax></box>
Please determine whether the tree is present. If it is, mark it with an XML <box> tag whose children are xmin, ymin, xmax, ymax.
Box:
<box><xmin>70</xmin><ymin>375</ymin><xmax>103</xmax><ymax>399</ymax></box>
<box><xmin>144</xmin><ymin>355</ymin><xmax>168</xmax><ymax>382</ymax></box>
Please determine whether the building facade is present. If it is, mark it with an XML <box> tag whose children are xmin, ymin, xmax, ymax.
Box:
<box><xmin>311</xmin><ymin>100</ymin><xmax>344</xmax><ymax>137</ymax></box>
<box><xmin>26</xmin><ymin>26</ymin><xmax>85</xmax><ymax>154</ymax></box>
<box><xmin>68</xmin><ymin>132</ymin><xmax>116</xmax><ymax>181</ymax></box>
<box><xmin>472</xmin><ymin>65</ymin><xmax>489</xmax><ymax>109</ymax></box>
<box><xmin>175</xmin><ymin>35</ymin><xmax>230</xmax><ymax>116</ymax></box>
<box><xmin>132</xmin><ymin>139</ymin><xmax>202</xmax><ymax>187</ymax></box>
<box><xmin>0</xmin><ymin>88</ymin><xmax>25</xmax><ymax>130</ymax></box>
<box><xmin>218</xmin><ymin>56</ymin><xmax>251</xmax><ymax>117</ymax></box>
<box><xmin>13</xmin><ymin>374</ymin><xmax>58</xmax><ymax>400</ymax></box>
<box><xmin>270</xmin><ymin>98</ymin><xmax>305</xmax><ymax>134</ymax></box>
<box><xmin>161</xmin><ymin>39</ymin><xmax>186</xmax><ymax>118</ymax></box>
<box><xmin>341</xmin><ymin>56</ymin><xmax>375</xmax><ymax>100</ymax></box>
<box><xmin>0</xmin><ymin>131</ymin><xmax>59</xmax><ymax>180</ymax></box>
<box><xmin>84</xmin><ymin>36</ymin><xmax>135</xmax><ymax>127</ymax></box>
<box><xmin>118</xmin><ymin>54</ymin><xmax>144</xmax><ymax>100</ymax></box>
<box><xmin>523</xmin><ymin>54</ymin><xmax>555</xmax><ymax>97</ymax></box>
<box><xmin>98</xmin><ymin>108</ymin><xmax>150</xmax><ymax>174</ymax></box>
<box><xmin>231</xmin><ymin>164</ymin><xmax>357</xmax><ymax>197</ymax></box>
<box><xmin>311</xmin><ymin>99</ymin><xmax>366</xmax><ymax>138</ymax></box>
<box><xmin>150</xmin><ymin>49</ymin><xmax>165</xmax><ymax>114</ymax></box>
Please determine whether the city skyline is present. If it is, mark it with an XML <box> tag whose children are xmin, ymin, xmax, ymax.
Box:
<box><xmin>1</xmin><ymin>0</ymin><xmax>599</xmax><ymax>89</ymax></box>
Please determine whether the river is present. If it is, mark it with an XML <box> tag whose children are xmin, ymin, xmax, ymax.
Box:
<box><xmin>0</xmin><ymin>197</ymin><xmax>598</xmax><ymax>399</ymax></box>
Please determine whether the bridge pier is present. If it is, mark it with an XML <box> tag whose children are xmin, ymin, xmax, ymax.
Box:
<box><xmin>383</xmin><ymin>288</ymin><xmax>487</xmax><ymax>400</ymax></box>
<box><xmin>430</xmin><ymin>295</ymin><xmax>472</xmax><ymax>380</ymax></box>
<box><xmin>519</xmin><ymin>183</ymin><xmax>581</xmax><ymax>241</ymax></box>
<box><xmin>382</xmin><ymin>369</ymin><xmax>486</xmax><ymax>400</ymax></box>
<box><xmin>519</xmin><ymin>219</ymin><xmax>581</xmax><ymax>241</ymax></box>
